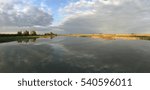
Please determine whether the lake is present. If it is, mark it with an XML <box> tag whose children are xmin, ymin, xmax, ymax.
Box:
<box><xmin>0</xmin><ymin>36</ymin><xmax>150</xmax><ymax>73</ymax></box>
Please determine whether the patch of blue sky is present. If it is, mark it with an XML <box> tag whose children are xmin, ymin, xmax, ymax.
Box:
<box><xmin>32</xmin><ymin>0</ymin><xmax>80</xmax><ymax>25</ymax></box>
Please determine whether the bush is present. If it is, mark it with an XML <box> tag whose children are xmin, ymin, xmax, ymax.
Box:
<box><xmin>30</xmin><ymin>31</ymin><xmax>37</xmax><ymax>36</ymax></box>
<box><xmin>23</xmin><ymin>31</ymin><xmax>29</xmax><ymax>36</ymax></box>
<box><xmin>17</xmin><ymin>31</ymin><xmax>22</xmax><ymax>36</ymax></box>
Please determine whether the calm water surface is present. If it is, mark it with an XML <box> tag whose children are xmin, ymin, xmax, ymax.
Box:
<box><xmin>0</xmin><ymin>36</ymin><xmax>150</xmax><ymax>73</ymax></box>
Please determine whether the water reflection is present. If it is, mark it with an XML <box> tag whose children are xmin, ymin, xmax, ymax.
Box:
<box><xmin>0</xmin><ymin>36</ymin><xmax>150</xmax><ymax>73</ymax></box>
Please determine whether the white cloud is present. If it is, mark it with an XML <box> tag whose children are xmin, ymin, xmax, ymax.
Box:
<box><xmin>1</xmin><ymin>0</ymin><xmax>150</xmax><ymax>34</ymax></box>
<box><xmin>59</xmin><ymin>0</ymin><xmax>150</xmax><ymax>34</ymax></box>
<box><xmin>0</xmin><ymin>0</ymin><xmax>53</xmax><ymax>27</ymax></box>
<box><xmin>99</xmin><ymin>0</ymin><xmax>124</xmax><ymax>5</ymax></box>
<box><xmin>59</xmin><ymin>0</ymin><xmax>96</xmax><ymax>16</ymax></box>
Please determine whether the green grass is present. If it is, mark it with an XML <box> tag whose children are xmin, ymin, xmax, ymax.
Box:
<box><xmin>0</xmin><ymin>36</ymin><xmax>39</xmax><ymax>43</ymax></box>
<box><xmin>0</xmin><ymin>35</ymin><xmax>58</xmax><ymax>43</ymax></box>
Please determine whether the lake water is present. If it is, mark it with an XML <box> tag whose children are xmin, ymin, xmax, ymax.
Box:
<box><xmin>0</xmin><ymin>36</ymin><xmax>150</xmax><ymax>73</ymax></box>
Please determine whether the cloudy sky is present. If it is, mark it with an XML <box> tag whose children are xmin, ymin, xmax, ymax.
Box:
<box><xmin>0</xmin><ymin>0</ymin><xmax>150</xmax><ymax>34</ymax></box>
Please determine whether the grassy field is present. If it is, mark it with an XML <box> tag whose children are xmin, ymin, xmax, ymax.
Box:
<box><xmin>61</xmin><ymin>34</ymin><xmax>150</xmax><ymax>37</ymax></box>
<box><xmin>60</xmin><ymin>34</ymin><xmax>150</xmax><ymax>40</ymax></box>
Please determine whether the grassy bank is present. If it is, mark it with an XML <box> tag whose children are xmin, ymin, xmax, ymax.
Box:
<box><xmin>60</xmin><ymin>34</ymin><xmax>150</xmax><ymax>40</ymax></box>
<box><xmin>61</xmin><ymin>34</ymin><xmax>150</xmax><ymax>37</ymax></box>
<box><xmin>0</xmin><ymin>36</ymin><xmax>40</xmax><ymax>43</ymax></box>
<box><xmin>0</xmin><ymin>35</ymin><xmax>57</xmax><ymax>43</ymax></box>
<box><xmin>1</xmin><ymin>33</ymin><xmax>150</xmax><ymax>43</ymax></box>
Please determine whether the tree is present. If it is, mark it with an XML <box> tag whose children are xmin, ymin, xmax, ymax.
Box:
<box><xmin>17</xmin><ymin>31</ymin><xmax>22</xmax><ymax>36</ymax></box>
<box><xmin>44</xmin><ymin>33</ymin><xmax>49</xmax><ymax>35</ymax></box>
<box><xmin>23</xmin><ymin>31</ymin><xmax>29</xmax><ymax>36</ymax></box>
<box><xmin>50</xmin><ymin>32</ymin><xmax>54</xmax><ymax>35</ymax></box>
<box><xmin>30</xmin><ymin>31</ymin><xmax>37</xmax><ymax>36</ymax></box>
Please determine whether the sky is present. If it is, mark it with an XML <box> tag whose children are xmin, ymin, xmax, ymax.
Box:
<box><xmin>0</xmin><ymin>0</ymin><xmax>150</xmax><ymax>34</ymax></box>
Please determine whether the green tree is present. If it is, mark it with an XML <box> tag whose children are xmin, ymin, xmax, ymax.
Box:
<box><xmin>23</xmin><ymin>31</ymin><xmax>29</xmax><ymax>36</ymax></box>
<box><xmin>17</xmin><ymin>31</ymin><xmax>22</xmax><ymax>36</ymax></box>
<box><xmin>50</xmin><ymin>32</ymin><xmax>54</xmax><ymax>35</ymax></box>
<box><xmin>30</xmin><ymin>31</ymin><xmax>37</xmax><ymax>36</ymax></box>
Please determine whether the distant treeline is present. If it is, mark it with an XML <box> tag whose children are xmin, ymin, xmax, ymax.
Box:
<box><xmin>17</xmin><ymin>31</ymin><xmax>37</xmax><ymax>36</ymax></box>
<box><xmin>0</xmin><ymin>31</ymin><xmax>37</xmax><ymax>36</ymax></box>
<box><xmin>0</xmin><ymin>31</ymin><xmax>57</xmax><ymax>36</ymax></box>
<box><xmin>44</xmin><ymin>32</ymin><xmax>57</xmax><ymax>36</ymax></box>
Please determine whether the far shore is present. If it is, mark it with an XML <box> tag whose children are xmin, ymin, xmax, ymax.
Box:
<box><xmin>0</xmin><ymin>33</ymin><xmax>150</xmax><ymax>43</ymax></box>
<box><xmin>0</xmin><ymin>35</ymin><xmax>56</xmax><ymax>43</ymax></box>
<box><xmin>60</xmin><ymin>33</ymin><xmax>150</xmax><ymax>37</ymax></box>
<box><xmin>60</xmin><ymin>33</ymin><xmax>150</xmax><ymax>40</ymax></box>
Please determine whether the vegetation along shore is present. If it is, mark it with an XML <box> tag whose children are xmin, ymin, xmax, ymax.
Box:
<box><xmin>61</xmin><ymin>34</ymin><xmax>150</xmax><ymax>40</ymax></box>
<box><xmin>0</xmin><ymin>31</ymin><xmax>57</xmax><ymax>43</ymax></box>
<box><xmin>0</xmin><ymin>31</ymin><xmax>150</xmax><ymax>43</ymax></box>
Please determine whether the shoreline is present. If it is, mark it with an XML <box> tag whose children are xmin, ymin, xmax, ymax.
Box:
<box><xmin>60</xmin><ymin>34</ymin><xmax>150</xmax><ymax>37</ymax></box>
<box><xmin>0</xmin><ymin>34</ymin><xmax>150</xmax><ymax>43</ymax></box>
